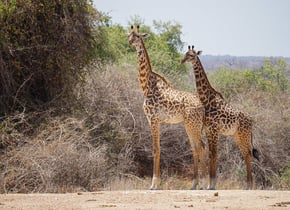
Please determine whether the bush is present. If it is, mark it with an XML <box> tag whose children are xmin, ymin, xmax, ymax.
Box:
<box><xmin>1</xmin><ymin>61</ymin><xmax>289</xmax><ymax>191</ymax></box>
<box><xmin>208</xmin><ymin>58</ymin><xmax>290</xmax><ymax>99</ymax></box>
<box><xmin>280</xmin><ymin>165</ymin><xmax>290</xmax><ymax>189</ymax></box>
<box><xmin>0</xmin><ymin>115</ymin><xmax>109</xmax><ymax>193</ymax></box>
<box><xmin>0</xmin><ymin>0</ymin><xmax>107</xmax><ymax>115</ymax></box>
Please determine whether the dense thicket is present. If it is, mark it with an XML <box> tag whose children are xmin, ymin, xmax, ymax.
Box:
<box><xmin>0</xmin><ymin>0</ymin><xmax>106</xmax><ymax>115</ymax></box>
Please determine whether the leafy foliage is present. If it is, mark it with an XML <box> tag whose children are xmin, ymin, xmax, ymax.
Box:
<box><xmin>208</xmin><ymin>58</ymin><xmax>290</xmax><ymax>98</ymax></box>
<box><xmin>105</xmin><ymin>20</ymin><xmax>187</xmax><ymax>78</ymax></box>
<box><xmin>257</xmin><ymin>59</ymin><xmax>289</xmax><ymax>92</ymax></box>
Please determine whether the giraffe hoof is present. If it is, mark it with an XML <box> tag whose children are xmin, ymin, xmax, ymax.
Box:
<box><xmin>149</xmin><ymin>185</ymin><xmax>159</xmax><ymax>190</ymax></box>
<box><xmin>208</xmin><ymin>187</ymin><xmax>216</xmax><ymax>190</ymax></box>
<box><xmin>199</xmin><ymin>186</ymin><xmax>206</xmax><ymax>190</ymax></box>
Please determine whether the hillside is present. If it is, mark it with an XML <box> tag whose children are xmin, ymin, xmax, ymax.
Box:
<box><xmin>200</xmin><ymin>55</ymin><xmax>290</xmax><ymax>71</ymax></box>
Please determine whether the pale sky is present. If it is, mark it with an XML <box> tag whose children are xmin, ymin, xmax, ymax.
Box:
<box><xmin>93</xmin><ymin>0</ymin><xmax>290</xmax><ymax>57</ymax></box>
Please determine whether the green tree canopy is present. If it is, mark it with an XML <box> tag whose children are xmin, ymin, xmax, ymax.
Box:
<box><xmin>105</xmin><ymin>18</ymin><xmax>187</xmax><ymax>78</ymax></box>
<box><xmin>208</xmin><ymin>58</ymin><xmax>290</xmax><ymax>98</ymax></box>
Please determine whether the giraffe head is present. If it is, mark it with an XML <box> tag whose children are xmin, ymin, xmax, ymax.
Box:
<box><xmin>128</xmin><ymin>25</ymin><xmax>150</xmax><ymax>46</ymax></box>
<box><xmin>181</xmin><ymin>45</ymin><xmax>202</xmax><ymax>64</ymax></box>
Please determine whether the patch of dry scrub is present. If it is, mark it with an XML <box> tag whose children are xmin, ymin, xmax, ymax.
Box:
<box><xmin>80</xmin><ymin>65</ymin><xmax>197</xmax><ymax>178</ymax></box>
<box><xmin>0</xmin><ymin>115</ymin><xmax>109</xmax><ymax>193</ymax></box>
<box><xmin>217</xmin><ymin>90</ymin><xmax>290</xmax><ymax>189</ymax></box>
<box><xmin>0</xmin><ymin>65</ymin><xmax>141</xmax><ymax>193</ymax></box>
<box><xmin>1</xmin><ymin>64</ymin><xmax>289</xmax><ymax>192</ymax></box>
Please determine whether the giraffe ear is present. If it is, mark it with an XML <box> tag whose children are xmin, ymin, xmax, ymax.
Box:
<box><xmin>197</xmin><ymin>50</ymin><xmax>202</xmax><ymax>55</ymax></box>
<box><xmin>141</xmin><ymin>33</ymin><xmax>150</xmax><ymax>39</ymax></box>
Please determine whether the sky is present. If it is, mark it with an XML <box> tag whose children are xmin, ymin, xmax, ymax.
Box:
<box><xmin>93</xmin><ymin>0</ymin><xmax>290</xmax><ymax>57</ymax></box>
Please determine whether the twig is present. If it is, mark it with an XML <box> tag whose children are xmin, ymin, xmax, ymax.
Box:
<box><xmin>12</xmin><ymin>73</ymin><xmax>34</xmax><ymax>110</ymax></box>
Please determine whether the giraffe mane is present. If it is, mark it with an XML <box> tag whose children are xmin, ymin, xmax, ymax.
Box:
<box><xmin>140</xmin><ymin>39</ymin><xmax>170</xmax><ymax>85</ymax></box>
<box><xmin>196</xmin><ymin>56</ymin><xmax>224</xmax><ymax>99</ymax></box>
<box><xmin>140</xmin><ymin>39</ymin><xmax>153</xmax><ymax>71</ymax></box>
<box><xmin>151</xmin><ymin>71</ymin><xmax>170</xmax><ymax>85</ymax></box>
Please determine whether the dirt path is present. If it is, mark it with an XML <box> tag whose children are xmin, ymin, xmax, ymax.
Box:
<box><xmin>1</xmin><ymin>190</ymin><xmax>290</xmax><ymax>210</ymax></box>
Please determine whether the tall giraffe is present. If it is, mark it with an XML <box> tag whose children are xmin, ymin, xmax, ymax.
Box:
<box><xmin>181</xmin><ymin>45</ymin><xmax>259</xmax><ymax>190</ymax></box>
<box><xmin>128</xmin><ymin>26</ymin><xmax>206</xmax><ymax>190</ymax></box>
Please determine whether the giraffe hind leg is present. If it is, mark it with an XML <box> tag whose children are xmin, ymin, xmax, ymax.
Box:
<box><xmin>149</xmin><ymin>121</ymin><xmax>161</xmax><ymax>190</ymax></box>
<box><xmin>207</xmin><ymin>129</ymin><xmax>218</xmax><ymax>190</ymax></box>
<box><xmin>245</xmin><ymin>154</ymin><xmax>253</xmax><ymax>190</ymax></box>
<box><xmin>233</xmin><ymin>132</ymin><xmax>254</xmax><ymax>190</ymax></box>
<box><xmin>184</xmin><ymin>122</ymin><xmax>207</xmax><ymax>190</ymax></box>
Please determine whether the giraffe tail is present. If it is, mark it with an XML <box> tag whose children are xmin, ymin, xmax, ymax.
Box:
<box><xmin>251</xmin><ymin>133</ymin><xmax>260</xmax><ymax>161</ymax></box>
<box><xmin>252</xmin><ymin>148</ymin><xmax>259</xmax><ymax>161</ymax></box>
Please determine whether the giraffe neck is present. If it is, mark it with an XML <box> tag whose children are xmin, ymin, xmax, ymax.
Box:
<box><xmin>135</xmin><ymin>39</ymin><xmax>153</xmax><ymax>96</ymax></box>
<box><xmin>192</xmin><ymin>57</ymin><xmax>223</xmax><ymax>104</ymax></box>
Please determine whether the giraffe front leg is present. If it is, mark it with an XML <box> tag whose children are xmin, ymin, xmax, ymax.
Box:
<box><xmin>191</xmin><ymin>152</ymin><xmax>199</xmax><ymax>190</ymax></box>
<box><xmin>199</xmin><ymin>140</ymin><xmax>207</xmax><ymax>190</ymax></box>
<box><xmin>150</xmin><ymin>121</ymin><xmax>161</xmax><ymax>190</ymax></box>
<box><xmin>191</xmin><ymin>140</ymin><xmax>208</xmax><ymax>190</ymax></box>
<box><xmin>207</xmin><ymin>130</ymin><xmax>218</xmax><ymax>190</ymax></box>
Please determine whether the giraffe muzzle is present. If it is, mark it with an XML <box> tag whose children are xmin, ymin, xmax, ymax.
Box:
<box><xmin>181</xmin><ymin>58</ymin><xmax>187</xmax><ymax>64</ymax></box>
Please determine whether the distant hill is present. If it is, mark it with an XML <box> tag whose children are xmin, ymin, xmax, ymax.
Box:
<box><xmin>199</xmin><ymin>55</ymin><xmax>290</xmax><ymax>71</ymax></box>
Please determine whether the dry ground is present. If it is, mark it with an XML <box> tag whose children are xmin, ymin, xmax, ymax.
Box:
<box><xmin>1</xmin><ymin>190</ymin><xmax>290</xmax><ymax>210</ymax></box>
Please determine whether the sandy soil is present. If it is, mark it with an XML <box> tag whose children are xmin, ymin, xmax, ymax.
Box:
<box><xmin>0</xmin><ymin>190</ymin><xmax>290</xmax><ymax>210</ymax></box>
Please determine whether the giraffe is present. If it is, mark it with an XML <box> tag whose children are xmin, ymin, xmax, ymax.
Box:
<box><xmin>128</xmin><ymin>26</ymin><xmax>206</xmax><ymax>190</ymax></box>
<box><xmin>181</xmin><ymin>45</ymin><xmax>259</xmax><ymax>190</ymax></box>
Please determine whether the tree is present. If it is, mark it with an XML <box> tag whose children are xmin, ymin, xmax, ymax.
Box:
<box><xmin>258</xmin><ymin>59</ymin><xmax>289</xmax><ymax>93</ymax></box>
<box><xmin>208</xmin><ymin>58</ymin><xmax>290</xmax><ymax>98</ymax></box>
<box><xmin>153</xmin><ymin>20</ymin><xmax>183</xmax><ymax>52</ymax></box>
<box><xmin>0</xmin><ymin>0</ymin><xmax>108</xmax><ymax>115</ymax></box>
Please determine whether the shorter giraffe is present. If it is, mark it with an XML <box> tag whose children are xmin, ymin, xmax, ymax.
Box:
<box><xmin>129</xmin><ymin>26</ymin><xmax>207</xmax><ymax>190</ymax></box>
<box><xmin>181</xmin><ymin>46</ymin><xmax>259</xmax><ymax>190</ymax></box>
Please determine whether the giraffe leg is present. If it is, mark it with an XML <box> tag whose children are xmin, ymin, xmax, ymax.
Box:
<box><xmin>184</xmin><ymin>124</ymin><xmax>198</xmax><ymax>190</ymax></box>
<box><xmin>233</xmin><ymin>132</ymin><xmax>254</xmax><ymax>190</ymax></box>
<box><xmin>150</xmin><ymin>121</ymin><xmax>161</xmax><ymax>190</ymax></box>
<box><xmin>245</xmin><ymin>154</ymin><xmax>253</xmax><ymax>190</ymax></box>
<box><xmin>199</xmin><ymin>141</ymin><xmax>207</xmax><ymax>190</ymax></box>
<box><xmin>191</xmin><ymin>152</ymin><xmax>199</xmax><ymax>190</ymax></box>
<box><xmin>207</xmin><ymin>129</ymin><xmax>218</xmax><ymax>190</ymax></box>
<box><xmin>184</xmin><ymin>122</ymin><xmax>206</xmax><ymax>190</ymax></box>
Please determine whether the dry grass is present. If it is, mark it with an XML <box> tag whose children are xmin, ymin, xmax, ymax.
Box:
<box><xmin>231</xmin><ymin>90</ymin><xmax>290</xmax><ymax>189</ymax></box>
<box><xmin>0</xmin><ymin>64</ymin><xmax>289</xmax><ymax>192</ymax></box>
<box><xmin>0</xmin><ymin>116</ymin><xmax>109</xmax><ymax>193</ymax></box>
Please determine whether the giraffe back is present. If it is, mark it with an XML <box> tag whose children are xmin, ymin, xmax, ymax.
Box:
<box><xmin>143</xmin><ymin>73</ymin><xmax>203</xmax><ymax>124</ymax></box>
